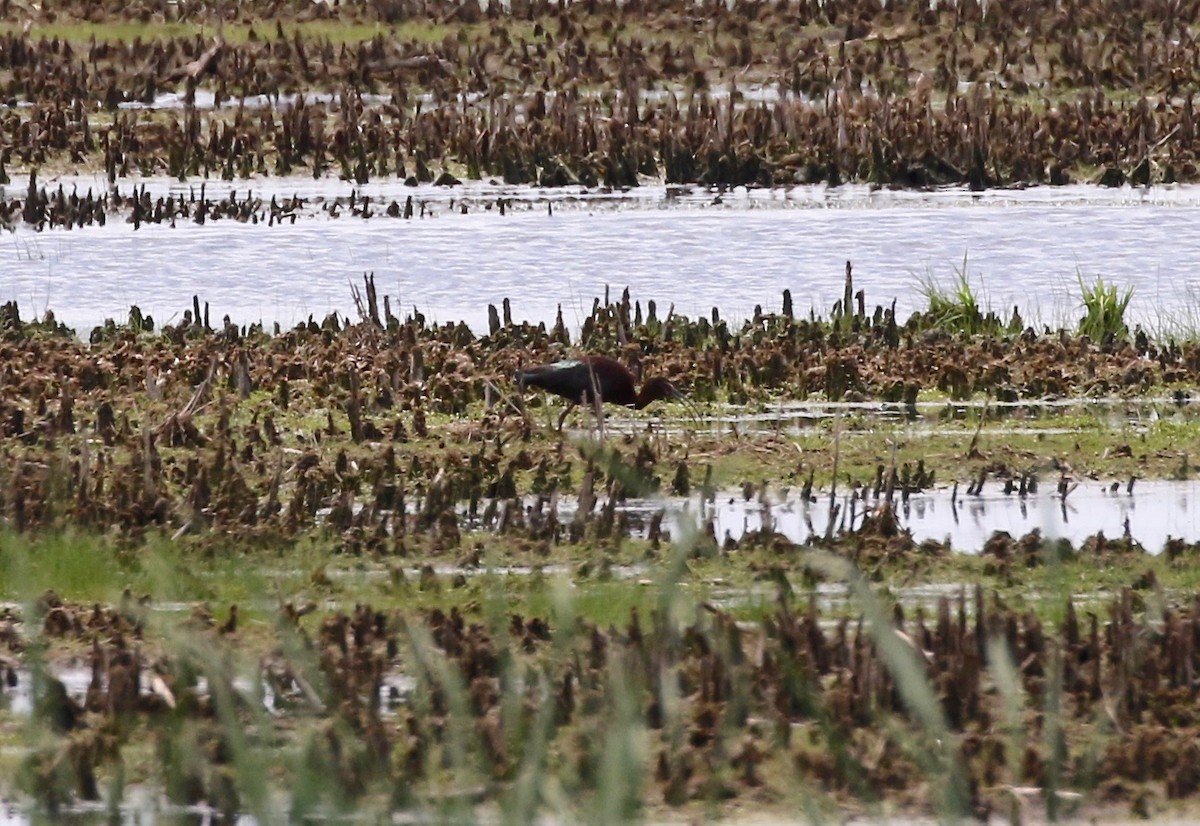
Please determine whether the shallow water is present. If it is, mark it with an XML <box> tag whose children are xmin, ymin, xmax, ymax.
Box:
<box><xmin>619</xmin><ymin>394</ymin><xmax>1197</xmax><ymax>438</ymax></box>
<box><xmin>5</xmin><ymin>172</ymin><xmax>1194</xmax><ymax>826</ymax></box>
<box><xmin>104</xmin><ymin>83</ymin><xmax>790</xmax><ymax>113</ymax></box>
<box><xmin>4</xmin><ymin>178</ymin><xmax>1200</xmax><ymax>334</ymax></box>
<box><xmin>3</xmin><ymin>663</ymin><xmax>414</xmax><ymax>720</ymax></box>
<box><xmin>531</xmin><ymin>478</ymin><xmax>1200</xmax><ymax>553</ymax></box>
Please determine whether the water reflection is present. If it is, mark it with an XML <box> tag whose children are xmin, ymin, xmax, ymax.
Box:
<box><xmin>532</xmin><ymin>478</ymin><xmax>1200</xmax><ymax>553</ymax></box>
<box><xmin>4</xmin><ymin>179</ymin><xmax>1200</xmax><ymax>334</ymax></box>
<box><xmin>0</xmin><ymin>795</ymin><xmax>255</xmax><ymax>826</ymax></box>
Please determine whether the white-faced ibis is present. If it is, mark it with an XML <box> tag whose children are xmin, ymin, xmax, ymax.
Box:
<box><xmin>515</xmin><ymin>355</ymin><xmax>691</xmax><ymax>431</ymax></box>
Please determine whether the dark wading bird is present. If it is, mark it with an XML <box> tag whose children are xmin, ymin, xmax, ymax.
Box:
<box><xmin>515</xmin><ymin>355</ymin><xmax>693</xmax><ymax>431</ymax></box>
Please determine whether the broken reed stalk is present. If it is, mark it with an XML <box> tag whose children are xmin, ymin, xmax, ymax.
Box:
<box><xmin>349</xmin><ymin>272</ymin><xmax>383</xmax><ymax>330</ymax></box>
<box><xmin>967</xmin><ymin>394</ymin><xmax>991</xmax><ymax>458</ymax></box>
<box><xmin>825</xmin><ymin>412</ymin><xmax>842</xmax><ymax>540</ymax></box>
<box><xmin>182</xmin><ymin>357</ymin><xmax>218</xmax><ymax>418</ymax></box>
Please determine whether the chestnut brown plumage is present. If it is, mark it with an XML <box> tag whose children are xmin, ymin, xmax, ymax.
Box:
<box><xmin>515</xmin><ymin>355</ymin><xmax>688</xmax><ymax>430</ymax></box>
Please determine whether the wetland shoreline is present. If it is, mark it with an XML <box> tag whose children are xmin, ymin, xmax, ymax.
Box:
<box><xmin>7</xmin><ymin>0</ymin><xmax>1200</xmax><ymax>820</ymax></box>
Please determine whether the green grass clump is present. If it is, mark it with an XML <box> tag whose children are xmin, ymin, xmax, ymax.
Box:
<box><xmin>920</xmin><ymin>273</ymin><xmax>982</xmax><ymax>334</ymax></box>
<box><xmin>916</xmin><ymin>255</ymin><xmax>1013</xmax><ymax>336</ymax></box>
<box><xmin>0</xmin><ymin>531</ymin><xmax>127</xmax><ymax>602</ymax></box>
<box><xmin>1077</xmin><ymin>273</ymin><xmax>1134</xmax><ymax>341</ymax></box>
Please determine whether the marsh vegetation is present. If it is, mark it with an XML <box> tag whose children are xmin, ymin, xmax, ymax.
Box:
<box><xmin>4</xmin><ymin>0</ymin><xmax>1200</xmax><ymax>821</ymax></box>
<box><xmin>1</xmin><ymin>277</ymin><xmax>1199</xmax><ymax>822</ymax></box>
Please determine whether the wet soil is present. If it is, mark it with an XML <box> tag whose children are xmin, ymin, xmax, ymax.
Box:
<box><xmin>8</xmin><ymin>533</ymin><xmax>1200</xmax><ymax>824</ymax></box>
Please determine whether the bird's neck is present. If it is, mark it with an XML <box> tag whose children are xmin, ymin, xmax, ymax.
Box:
<box><xmin>633</xmin><ymin>385</ymin><xmax>658</xmax><ymax>410</ymax></box>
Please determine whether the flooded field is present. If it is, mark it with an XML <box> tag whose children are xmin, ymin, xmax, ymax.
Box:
<box><xmin>4</xmin><ymin>179</ymin><xmax>1200</xmax><ymax>335</ymax></box>
<box><xmin>10</xmin><ymin>0</ymin><xmax>1200</xmax><ymax>820</ymax></box>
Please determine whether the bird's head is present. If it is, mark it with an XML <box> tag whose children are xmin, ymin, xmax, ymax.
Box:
<box><xmin>639</xmin><ymin>377</ymin><xmax>682</xmax><ymax>405</ymax></box>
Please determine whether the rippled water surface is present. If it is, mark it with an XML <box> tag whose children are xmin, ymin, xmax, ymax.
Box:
<box><xmin>5</xmin><ymin>178</ymin><xmax>1200</xmax><ymax>333</ymax></box>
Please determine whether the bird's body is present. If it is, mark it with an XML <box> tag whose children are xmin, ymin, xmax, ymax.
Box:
<box><xmin>517</xmin><ymin>356</ymin><xmax>637</xmax><ymax>407</ymax></box>
<box><xmin>515</xmin><ymin>355</ymin><xmax>686</xmax><ymax>430</ymax></box>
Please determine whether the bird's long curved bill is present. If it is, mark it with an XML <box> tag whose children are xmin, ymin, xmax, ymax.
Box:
<box><xmin>669</xmin><ymin>387</ymin><xmax>703</xmax><ymax>426</ymax></box>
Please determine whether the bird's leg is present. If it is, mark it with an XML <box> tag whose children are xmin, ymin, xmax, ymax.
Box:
<box><xmin>586</xmin><ymin>368</ymin><xmax>606</xmax><ymax>442</ymax></box>
<box><xmin>489</xmin><ymin>377</ymin><xmax>533</xmax><ymax>429</ymax></box>
<box><xmin>557</xmin><ymin>401</ymin><xmax>576</xmax><ymax>432</ymax></box>
<box><xmin>591</xmin><ymin>391</ymin><xmax>606</xmax><ymax>441</ymax></box>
